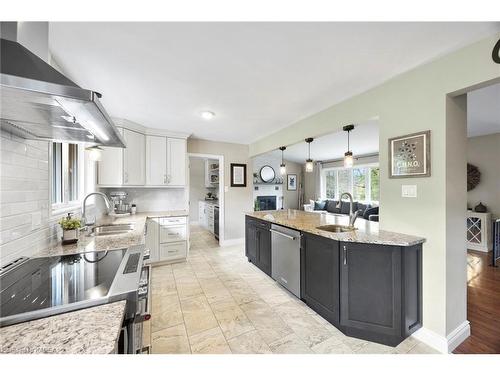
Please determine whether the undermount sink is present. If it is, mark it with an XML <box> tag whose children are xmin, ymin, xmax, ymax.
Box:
<box><xmin>89</xmin><ymin>223</ymin><xmax>135</xmax><ymax>236</ymax></box>
<box><xmin>316</xmin><ymin>224</ymin><xmax>357</xmax><ymax>233</ymax></box>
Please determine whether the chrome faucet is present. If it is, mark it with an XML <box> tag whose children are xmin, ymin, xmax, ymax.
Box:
<box><xmin>336</xmin><ymin>192</ymin><xmax>360</xmax><ymax>227</ymax></box>
<box><xmin>81</xmin><ymin>192</ymin><xmax>114</xmax><ymax>228</ymax></box>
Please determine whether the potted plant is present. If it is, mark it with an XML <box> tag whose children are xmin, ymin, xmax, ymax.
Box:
<box><xmin>59</xmin><ymin>213</ymin><xmax>82</xmax><ymax>244</ymax></box>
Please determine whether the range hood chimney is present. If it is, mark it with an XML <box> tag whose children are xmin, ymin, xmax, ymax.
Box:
<box><xmin>0</xmin><ymin>22</ymin><xmax>125</xmax><ymax>147</ymax></box>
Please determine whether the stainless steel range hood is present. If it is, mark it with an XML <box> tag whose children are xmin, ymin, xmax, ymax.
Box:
<box><xmin>0</xmin><ymin>26</ymin><xmax>125</xmax><ymax>147</ymax></box>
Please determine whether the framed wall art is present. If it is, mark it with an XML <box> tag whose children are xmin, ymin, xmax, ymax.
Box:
<box><xmin>389</xmin><ymin>130</ymin><xmax>431</xmax><ymax>178</ymax></box>
<box><xmin>230</xmin><ymin>163</ymin><xmax>247</xmax><ymax>187</ymax></box>
<box><xmin>287</xmin><ymin>174</ymin><xmax>297</xmax><ymax>191</ymax></box>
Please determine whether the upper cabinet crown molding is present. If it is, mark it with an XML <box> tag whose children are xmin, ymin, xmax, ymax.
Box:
<box><xmin>112</xmin><ymin>118</ymin><xmax>191</xmax><ymax>139</ymax></box>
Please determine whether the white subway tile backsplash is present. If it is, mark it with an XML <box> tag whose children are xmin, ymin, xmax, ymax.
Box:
<box><xmin>0</xmin><ymin>132</ymin><xmax>61</xmax><ymax>266</ymax></box>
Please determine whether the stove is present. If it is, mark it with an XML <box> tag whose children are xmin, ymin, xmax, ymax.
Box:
<box><xmin>0</xmin><ymin>245</ymin><xmax>150</xmax><ymax>353</ymax></box>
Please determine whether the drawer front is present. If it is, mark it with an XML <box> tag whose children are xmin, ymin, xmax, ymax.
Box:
<box><xmin>159</xmin><ymin>241</ymin><xmax>187</xmax><ymax>261</ymax></box>
<box><xmin>160</xmin><ymin>225</ymin><xmax>187</xmax><ymax>243</ymax></box>
<box><xmin>159</xmin><ymin>216</ymin><xmax>187</xmax><ymax>226</ymax></box>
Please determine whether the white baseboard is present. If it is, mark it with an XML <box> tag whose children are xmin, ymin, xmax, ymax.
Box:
<box><xmin>219</xmin><ymin>237</ymin><xmax>244</xmax><ymax>247</ymax></box>
<box><xmin>412</xmin><ymin>320</ymin><xmax>470</xmax><ymax>353</ymax></box>
<box><xmin>447</xmin><ymin>320</ymin><xmax>471</xmax><ymax>352</ymax></box>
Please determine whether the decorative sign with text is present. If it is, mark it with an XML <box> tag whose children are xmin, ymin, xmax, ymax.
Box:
<box><xmin>389</xmin><ymin>130</ymin><xmax>431</xmax><ymax>178</ymax></box>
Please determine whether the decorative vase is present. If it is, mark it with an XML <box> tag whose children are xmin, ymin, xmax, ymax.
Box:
<box><xmin>474</xmin><ymin>202</ymin><xmax>487</xmax><ymax>213</ymax></box>
<box><xmin>62</xmin><ymin>228</ymin><xmax>79</xmax><ymax>244</ymax></box>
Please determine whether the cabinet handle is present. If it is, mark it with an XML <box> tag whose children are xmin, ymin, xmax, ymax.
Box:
<box><xmin>124</xmin><ymin>172</ymin><xmax>128</xmax><ymax>183</ymax></box>
<box><xmin>163</xmin><ymin>174</ymin><xmax>167</xmax><ymax>184</ymax></box>
<box><xmin>343</xmin><ymin>245</ymin><xmax>347</xmax><ymax>265</ymax></box>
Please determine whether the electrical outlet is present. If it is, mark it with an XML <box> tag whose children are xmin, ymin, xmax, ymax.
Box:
<box><xmin>402</xmin><ymin>185</ymin><xmax>417</xmax><ymax>198</ymax></box>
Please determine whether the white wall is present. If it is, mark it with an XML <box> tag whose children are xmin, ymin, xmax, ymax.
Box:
<box><xmin>467</xmin><ymin>133</ymin><xmax>500</xmax><ymax>218</ymax></box>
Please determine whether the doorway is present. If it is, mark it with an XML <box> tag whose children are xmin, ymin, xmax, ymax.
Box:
<box><xmin>453</xmin><ymin>82</ymin><xmax>500</xmax><ymax>353</ymax></box>
<box><xmin>188</xmin><ymin>153</ymin><xmax>225</xmax><ymax>250</ymax></box>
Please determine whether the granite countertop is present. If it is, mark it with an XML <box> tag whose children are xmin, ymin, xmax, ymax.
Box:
<box><xmin>0</xmin><ymin>301</ymin><xmax>126</xmax><ymax>354</ymax></box>
<box><xmin>35</xmin><ymin>210</ymin><xmax>189</xmax><ymax>258</ymax></box>
<box><xmin>247</xmin><ymin>210</ymin><xmax>425</xmax><ymax>247</ymax></box>
<box><xmin>1</xmin><ymin>210</ymin><xmax>188</xmax><ymax>355</ymax></box>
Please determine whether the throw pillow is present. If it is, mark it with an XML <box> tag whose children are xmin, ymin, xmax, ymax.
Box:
<box><xmin>314</xmin><ymin>200</ymin><xmax>327</xmax><ymax>210</ymax></box>
<box><xmin>326</xmin><ymin>200</ymin><xmax>340</xmax><ymax>214</ymax></box>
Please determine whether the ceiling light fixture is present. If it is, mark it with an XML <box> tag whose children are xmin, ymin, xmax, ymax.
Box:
<box><xmin>305</xmin><ymin>138</ymin><xmax>314</xmax><ymax>173</ymax></box>
<box><xmin>200</xmin><ymin>111</ymin><xmax>216</xmax><ymax>120</ymax></box>
<box><xmin>343</xmin><ymin>124</ymin><xmax>355</xmax><ymax>168</ymax></box>
<box><xmin>279</xmin><ymin>146</ymin><xmax>287</xmax><ymax>175</ymax></box>
<box><xmin>85</xmin><ymin>145</ymin><xmax>103</xmax><ymax>162</ymax></box>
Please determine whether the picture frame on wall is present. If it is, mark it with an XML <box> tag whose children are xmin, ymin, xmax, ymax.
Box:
<box><xmin>389</xmin><ymin>130</ymin><xmax>431</xmax><ymax>178</ymax></box>
<box><xmin>230</xmin><ymin>163</ymin><xmax>247</xmax><ymax>187</ymax></box>
<box><xmin>287</xmin><ymin>174</ymin><xmax>297</xmax><ymax>191</ymax></box>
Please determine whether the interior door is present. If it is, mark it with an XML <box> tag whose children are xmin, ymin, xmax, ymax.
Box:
<box><xmin>146</xmin><ymin>135</ymin><xmax>167</xmax><ymax>185</ymax></box>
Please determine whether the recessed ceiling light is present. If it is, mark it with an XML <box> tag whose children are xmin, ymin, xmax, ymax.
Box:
<box><xmin>200</xmin><ymin>111</ymin><xmax>215</xmax><ymax>120</ymax></box>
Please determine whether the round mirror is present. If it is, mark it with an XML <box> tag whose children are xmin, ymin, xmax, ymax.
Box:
<box><xmin>260</xmin><ymin>165</ymin><xmax>276</xmax><ymax>183</ymax></box>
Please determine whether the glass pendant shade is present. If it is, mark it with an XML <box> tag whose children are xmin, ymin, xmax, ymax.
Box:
<box><xmin>280</xmin><ymin>163</ymin><xmax>286</xmax><ymax>175</ymax></box>
<box><xmin>305</xmin><ymin>138</ymin><xmax>314</xmax><ymax>173</ymax></box>
<box><xmin>344</xmin><ymin>151</ymin><xmax>353</xmax><ymax>168</ymax></box>
<box><xmin>305</xmin><ymin>159</ymin><xmax>314</xmax><ymax>173</ymax></box>
<box><xmin>279</xmin><ymin>146</ymin><xmax>287</xmax><ymax>175</ymax></box>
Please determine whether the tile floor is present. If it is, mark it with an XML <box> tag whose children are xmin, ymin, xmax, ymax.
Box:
<box><xmin>148</xmin><ymin>225</ymin><xmax>439</xmax><ymax>354</ymax></box>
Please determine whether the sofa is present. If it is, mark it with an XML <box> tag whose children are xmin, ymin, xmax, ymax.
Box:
<box><xmin>303</xmin><ymin>199</ymin><xmax>379</xmax><ymax>222</ymax></box>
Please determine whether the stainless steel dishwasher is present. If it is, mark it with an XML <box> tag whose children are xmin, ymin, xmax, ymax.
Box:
<box><xmin>270</xmin><ymin>224</ymin><xmax>301</xmax><ymax>298</ymax></box>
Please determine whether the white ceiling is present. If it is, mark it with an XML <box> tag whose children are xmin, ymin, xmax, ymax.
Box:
<box><xmin>266</xmin><ymin>121</ymin><xmax>379</xmax><ymax>163</ymax></box>
<box><xmin>467</xmin><ymin>82</ymin><xmax>500</xmax><ymax>137</ymax></box>
<box><xmin>49</xmin><ymin>22</ymin><xmax>500</xmax><ymax>144</ymax></box>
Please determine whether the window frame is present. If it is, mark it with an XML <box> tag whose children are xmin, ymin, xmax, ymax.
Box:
<box><xmin>321</xmin><ymin>162</ymin><xmax>380</xmax><ymax>204</ymax></box>
<box><xmin>49</xmin><ymin>142</ymin><xmax>85</xmax><ymax>215</ymax></box>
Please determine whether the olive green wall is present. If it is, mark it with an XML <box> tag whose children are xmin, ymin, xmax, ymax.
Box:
<box><xmin>249</xmin><ymin>34</ymin><xmax>500</xmax><ymax>347</ymax></box>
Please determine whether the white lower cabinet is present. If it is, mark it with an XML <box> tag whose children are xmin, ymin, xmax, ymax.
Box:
<box><xmin>159</xmin><ymin>241</ymin><xmax>187</xmax><ymax>261</ymax></box>
<box><xmin>146</xmin><ymin>216</ymin><xmax>188</xmax><ymax>264</ymax></box>
<box><xmin>160</xmin><ymin>225</ymin><xmax>187</xmax><ymax>243</ymax></box>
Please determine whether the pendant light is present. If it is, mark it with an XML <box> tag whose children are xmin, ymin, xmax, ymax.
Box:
<box><xmin>279</xmin><ymin>146</ymin><xmax>287</xmax><ymax>175</ymax></box>
<box><xmin>305</xmin><ymin>138</ymin><xmax>314</xmax><ymax>173</ymax></box>
<box><xmin>343</xmin><ymin>125</ymin><xmax>355</xmax><ymax>168</ymax></box>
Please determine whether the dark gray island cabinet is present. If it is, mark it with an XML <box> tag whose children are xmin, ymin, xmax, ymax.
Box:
<box><xmin>245</xmin><ymin>216</ymin><xmax>422</xmax><ymax>347</ymax></box>
<box><xmin>245</xmin><ymin>216</ymin><xmax>272</xmax><ymax>276</ymax></box>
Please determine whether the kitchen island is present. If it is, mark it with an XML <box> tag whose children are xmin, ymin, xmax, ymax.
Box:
<box><xmin>245</xmin><ymin>210</ymin><xmax>425</xmax><ymax>347</ymax></box>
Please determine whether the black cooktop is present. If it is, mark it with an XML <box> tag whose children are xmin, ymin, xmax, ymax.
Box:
<box><xmin>0</xmin><ymin>249</ymin><xmax>127</xmax><ymax>319</ymax></box>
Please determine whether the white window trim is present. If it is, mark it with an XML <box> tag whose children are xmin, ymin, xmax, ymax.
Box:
<box><xmin>321</xmin><ymin>162</ymin><xmax>379</xmax><ymax>204</ymax></box>
<box><xmin>49</xmin><ymin>142</ymin><xmax>85</xmax><ymax>216</ymax></box>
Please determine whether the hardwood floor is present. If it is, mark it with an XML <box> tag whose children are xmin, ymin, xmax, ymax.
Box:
<box><xmin>454</xmin><ymin>250</ymin><xmax>500</xmax><ymax>354</ymax></box>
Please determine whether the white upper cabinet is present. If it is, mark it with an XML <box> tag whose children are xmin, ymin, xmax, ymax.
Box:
<box><xmin>123</xmin><ymin>128</ymin><xmax>145</xmax><ymax>185</ymax></box>
<box><xmin>146</xmin><ymin>135</ymin><xmax>167</xmax><ymax>185</ymax></box>
<box><xmin>98</xmin><ymin>128</ymin><xmax>123</xmax><ymax>186</ymax></box>
<box><xmin>167</xmin><ymin>138</ymin><xmax>186</xmax><ymax>186</ymax></box>
<box><xmin>97</xmin><ymin>123</ymin><xmax>187</xmax><ymax>188</ymax></box>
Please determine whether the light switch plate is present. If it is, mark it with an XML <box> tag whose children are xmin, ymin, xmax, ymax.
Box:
<box><xmin>402</xmin><ymin>185</ymin><xmax>417</xmax><ymax>198</ymax></box>
<box><xmin>224</xmin><ymin>186</ymin><xmax>229</xmax><ymax>193</ymax></box>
